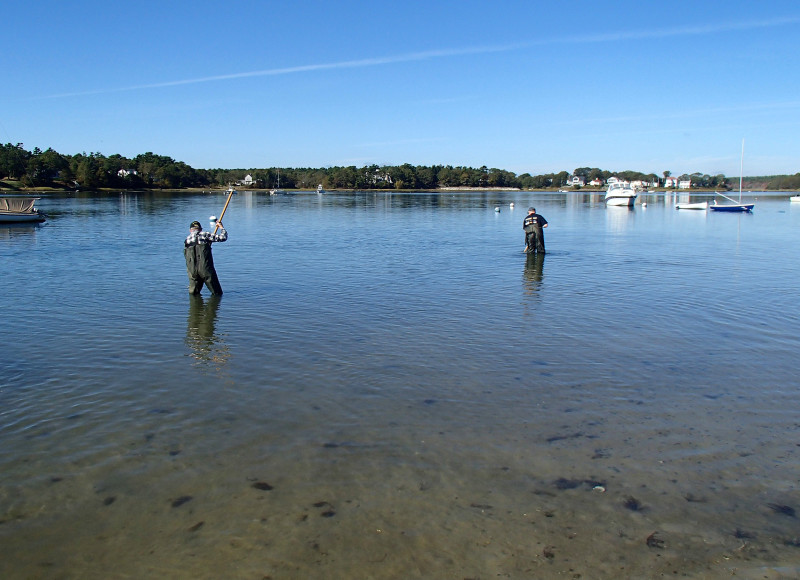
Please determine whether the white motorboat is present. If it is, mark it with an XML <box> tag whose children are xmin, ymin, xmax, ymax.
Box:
<box><xmin>675</xmin><ymin>201</ymin><xmax>709</xmax><ymax>210</ymax></box>
<box><xmin>790</xmin><ymin>195</ymin><xmax>800</xmax><ymax>203</ymax></box>
<box><xmin>604</xmin><ymin>183</ymin><xmax>637</xmax><ymax>207</ymax></box>
<box><xmin>0</xmin><ymin>197</ymin><xmax>46</xmax><ymax>223</ymax></box>
<box><xmin>316</xmin><ymin>184</ymin><xmax>325</xmax><ymax>194</ymax></box>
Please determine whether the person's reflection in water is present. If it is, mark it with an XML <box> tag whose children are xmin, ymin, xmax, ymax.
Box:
<box><xmin>186</xmin><ymin>294</ymin><xmax>230</xmax><ymax>371</ymax></box>
<box><xmin>522</xmin><ymin>252</ymin><xmax>546</xmax><ymax>297</ymax></box>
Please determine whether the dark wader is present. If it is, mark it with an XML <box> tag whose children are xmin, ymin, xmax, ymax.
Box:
<box><xmin>525</xmin><ymin>225</ymin><xmax>546</xmax><ymax>254</ymax></box>
<box><xmin>185</xmin><ymin>242</ymin><xmax>223</xmax><ymax>295</ymax></box>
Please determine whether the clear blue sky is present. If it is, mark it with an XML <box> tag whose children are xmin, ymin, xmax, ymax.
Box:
<box><xmin>3</xmin><ymin>1</ymin><xmax>799</xmax><ymax>177</ymax></box>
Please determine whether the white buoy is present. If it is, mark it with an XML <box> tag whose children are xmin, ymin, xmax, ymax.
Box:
<box><xmin>509</xmin><ymin>202</ymin><xmax>515</xmax><ymax>208</ymax></box>
<box><xmin>494</xmin><ymin>207</ymin><xmax>500</xmax><ymax>212</ymax></box>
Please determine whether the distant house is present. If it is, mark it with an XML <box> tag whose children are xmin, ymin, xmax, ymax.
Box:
<box><xmin>678</xmin><ymin>179</ymin><xmax>692</xmax><ymax>189</ymax></box>
<box><xmin>630</xmin><ymin>180</ymin><xmax>657</xmax><ymax>190</ymax></box>
<box><xmin>570</xmin><ymin>176</ymin><xmax>586</xmax><ymax>187</ymax></box>
<box><xmin>244</xmin><ymin>174</ymin><xmax>254</xmax><ymax>186</ymax></box>
<box><xmin>664</xmin><ymin>176</ymin><xmax>679</xmax><ymax>188</ymax></box>
<box><xmin>118</xmin><ymin>169</ymin><xmax>137</xmax><ymax>178</ymax></box>
<box><xmin>607</xmin><ymin>176</ymin><xmax>630</xmax><ymax>187</ymax></box>
<box><xmin>589</xmin><ymin>178</ymin><xmax>604</xmax><ymax>186</ymax></box>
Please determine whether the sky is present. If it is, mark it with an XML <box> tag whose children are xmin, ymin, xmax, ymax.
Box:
<box><xmin>3</xmin><ymin>0</ymin><xmax>799</xmax><ymax>177</ymax></box>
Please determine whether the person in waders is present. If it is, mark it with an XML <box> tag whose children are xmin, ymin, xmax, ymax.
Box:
<box><xmin>522</xmin><ymin>207</ymin><xmax>548</xmax><ymax>254</ymax></box>
<box><xmin>184</xmin><ymin>220</ymin><xmax>227</xmax><ymax>295</ymax></box>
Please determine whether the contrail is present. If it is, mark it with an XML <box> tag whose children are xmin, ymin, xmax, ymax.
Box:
<box><xmin>39</xmin><ymin>16</ymin><xmax>800</xmax><ymax>99</ymax></box>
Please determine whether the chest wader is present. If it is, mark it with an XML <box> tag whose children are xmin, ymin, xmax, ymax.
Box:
<box><xmin>531</xmin><ymin>225</ymin><xmax>545</xmax><ymax>253</ymax></box>
<box><xmin>524</xmin><ymin>218</ymin><xmax>546</xmax><ymax>254</ymax></box>
<box><xmin>184</xmin><ymin>242</ymin><xmax>223</xmax><ymax>295</ymax></box>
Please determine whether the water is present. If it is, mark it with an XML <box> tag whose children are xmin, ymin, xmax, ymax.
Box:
<box><xmin>2</xmin><ymin>190</ymin><xmax>800</xmax><ymax>578</ymax></box>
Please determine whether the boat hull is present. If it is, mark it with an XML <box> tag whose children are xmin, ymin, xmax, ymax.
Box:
<box><xmin>709</xmin><ymin>204</ymin><xmax>754</xmax><ymax>212</ymax></box>
<box><xmin>605</xmin><ymin>196</ymin><xmax>636</xmax><ymax>207</ymax></box>
<box><xmin>0</xmin><ymin>212</ymin><xmax>46</xmax><ymax>223</ymax></box>
<box><xmin>675</xmin><ymin>202</ymin><xmax>708</xmax><ymax>210</ymax></box>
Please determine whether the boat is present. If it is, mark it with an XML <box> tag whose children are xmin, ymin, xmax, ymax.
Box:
<box><xmin>0</xmin><ymin>197</ymin><xmax>46</xmax><ymax>223</ymax></box>
<box><xmin>604</xmin><ymin>183</ymin><xmax>637</xmax><ymax>207</ymax></box>
<box><xmin>316</xmin><ymin>184</ymin><xmax>325</xmax><ymax>194</ymax></box>
<box><xmin>709</xmin><ymin>140</ymin><xmax>754</xmax><ymax>213</ymax></box>
<box><xmin>269</xmin><ymin>170</ymin><xmax>285</xmax><ymax>195</ymax></box>
<box><xmin>790</xmin><ymin>195</ymin><xmax>800</xmax><ymax>203</ymax></box>
<box><xmin>675</xmin><ymin>201</ymin><xmax>709</xmax><ymax>210</ymax></box>
<box><xmin>709</xmin><ymin>198</ymin><xmax>754</xmax><ymax>212</ymax></box>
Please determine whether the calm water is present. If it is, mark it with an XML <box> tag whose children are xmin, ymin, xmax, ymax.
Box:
<box><xmin>2</xmin><ymin>190</ymin><xmax>800</xmax><ymax>578</ymax></box>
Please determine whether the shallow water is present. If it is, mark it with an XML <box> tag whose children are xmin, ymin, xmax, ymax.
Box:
<box><xmin>2</xmin><ymin>190</ymin><xmax>800</xmax><ymax>578</ymax></box>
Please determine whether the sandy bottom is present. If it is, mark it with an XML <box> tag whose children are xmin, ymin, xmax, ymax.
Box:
<box><xmin>3</xmin><ymin>385</ymin><xmax>800</xmax><ymax>580</ymax></box>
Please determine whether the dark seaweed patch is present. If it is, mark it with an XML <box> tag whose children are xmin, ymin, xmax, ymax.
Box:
<box><xmin>171</xmin><ymin>495</ymin><xmax>193</xmax><ymax>508</ymax></box>
<box><xmin>784</xmin><ymin>537</ymin><xmax>800</xmax><ymax>547</ymax></box>
<box><xmin>623</xmin><ymin>496</ymin><xmax>643</xmax><ymax>511</ymax></box>
<box><xmin>546</xmin><ymin>432</ymin><xmax>584</xmax><ymax>443</ymax></box>
<box><xmin>554</xmin><ymin>478</ymin><xmax>583</xmax><ymax>490</ymax></box>
<box><xmin>470</xmin><ymin>503</ymin><xmax>492</xmax><ymax>509</ymax></box>
<box><xmin>646</xmin><ymin>532</ymin><xmax>665</xmax><ymax>548</ymax></box>
<box><xmin>252</xmin><ymin>481</ymin><xmax>273</xmax><ymax>491</ymax></box>
<box><xmin>768</xmin><ymin>503</ymin><xmax>796</xmax><ymax>517</ymax></box>
<box><xmin>734</xmin><ymin>528</ymin><xmax>755</xmax><ymax>539</ymax></box>
<box><xmin>103</xmin><ymin>496</ymin><xmax>116</xmax><ymax>506</ymax></box>
<box><xmin>188</xmin><ymin>521</ymin><xmax>205</xmax><ymax>532</ymax></box>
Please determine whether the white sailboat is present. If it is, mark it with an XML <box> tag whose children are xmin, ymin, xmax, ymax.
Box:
<box><xmin>709</xmin><ymin>140</ymin><xmax>754</xmax><ymax>212</ymax></box>
<box><xmin>269</xmin><ymin>169</ymin><xmax>285</xmax><ymax>195</ymax></box>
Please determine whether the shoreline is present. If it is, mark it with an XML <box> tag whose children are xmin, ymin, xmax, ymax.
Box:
<box><xmin>2</xmin><ymin>184</ymin><xmax>791</xmax><ymax>195</ymax></box>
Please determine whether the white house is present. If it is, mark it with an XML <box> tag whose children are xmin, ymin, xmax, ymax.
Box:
<box><xmin>117</xmin><ymin>169</ymin><xmax>137</xmax><ymax>178</ymax></box>
<box><xmin>243</xmin><ymin>174</ymin><xmax>254</xmax><ymax>186</ymax></box>
<box><xmin>678</xmin><ymin>179</ymin><xmax>692</xmax><ymax>189</ymax></box>
<box><xmin>570</xmin><ymin>176</ymin><xmax>586</xmax><ymax>187</ymax></box>
<box><xmin>589</xmin><ymin>178</ymin><xmax>604</xmax><ymax>186</ymax></box>
<box><xmin>664</xmin><ymin>176</ymin><xmax>679</xmax><ymax>188</ymax></box>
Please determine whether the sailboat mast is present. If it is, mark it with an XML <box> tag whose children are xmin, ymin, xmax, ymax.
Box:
<box><xmin>739</xmin><ymin>139</ymin><xmax>744</xmax><ymax>202</ymax></box>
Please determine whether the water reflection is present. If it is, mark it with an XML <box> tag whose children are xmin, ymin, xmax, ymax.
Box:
<box><xmin>522</xmin><ymin>252</ymin><xmax>545</xmax><ymax>295</ymax></box>
<box><xmin>0</xmin><ymin>222</ymin><xmax>42</xmax><ymax>241</ymax></box>
<box><xmin>185</xmin><ymin>294</ymin><xmax>230</xmax><ymax>371</ymax></box>
<box><xmin>605</xmin><ymin>205</ymin><xmax>635</xmax><ymax>232</ymax></box>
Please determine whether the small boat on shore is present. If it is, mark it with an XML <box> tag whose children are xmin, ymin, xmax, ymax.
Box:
<box><xmin>605</xmin><ymin>183</ymin><xmax>637</xmax><ymax>207</ymax></box>
<box><xmin>0</xmin><ymin>197</ymin><xmax>46</xmax><ymax>223</ymax></box>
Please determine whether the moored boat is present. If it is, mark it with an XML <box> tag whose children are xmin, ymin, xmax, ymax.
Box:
<box><xmin>676</xmin><ymin>201</ymin><xmax>709</xmax><ymax>210</ymax></box>
<box><xmin>604</xmin><ymin>183</ymin><xmax>637</xmax><ymax>207</ymax></box>
<box><xmin>709</xmin><ymin>199</ymin><xmax>754</xmax><ymax>212</ymax></box>
<box><xmin>709</xmin><ymin>140</ymin><xmax>754</xmax><ymax>213</ymax></box>
<box><xmin>0</xmin><ymin>197</ymin><xmax>46</xmax><ymax>223</ymax></box>
<box><xmin>317</xmin><ymin>184</ymin><xmax>325</xmax><ymax>194</ymax></box>
<box><xmin>790</xmin><ymin>195</ymin><xmax>800</xmax><ymax>203</ymax></box>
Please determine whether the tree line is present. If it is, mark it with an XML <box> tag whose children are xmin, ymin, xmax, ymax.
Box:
<box><xmin>2</xmin><ymin>143</ymin><xmax>798</xmax><ymax>191</ymax></box>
